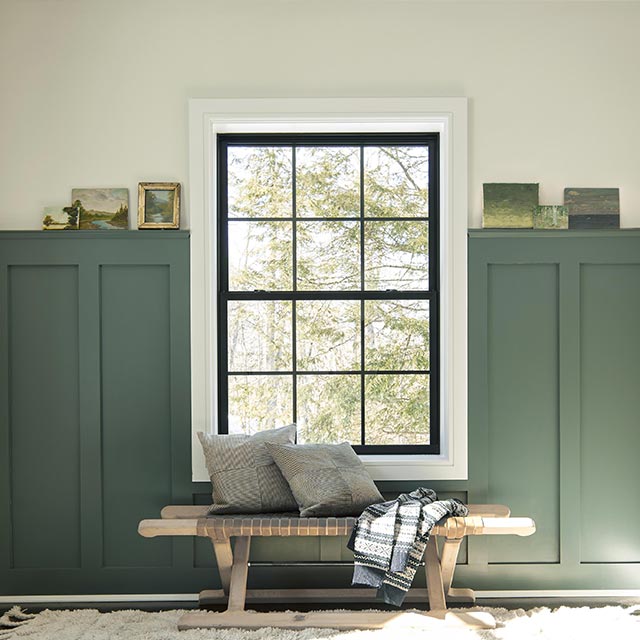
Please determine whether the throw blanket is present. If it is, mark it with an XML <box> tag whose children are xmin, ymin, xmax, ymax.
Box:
<box><xmin>347</xmin><ymin>487</ymin><xmax>468</xmax><ymax>606</ymax></box>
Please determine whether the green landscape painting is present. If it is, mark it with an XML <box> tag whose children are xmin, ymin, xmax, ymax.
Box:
<box><xmin>72</xmin><ymin>188</ymin><xmax>129</xmax><ymax>229</ymax></box>
<box><xmin>564</xmin><ymin>187</ymin><xmax>620</xmax><ymax>229</ymax></box>
<box><xmin>145</xmin><ymin>190</ymin><xmax>174</xmax><ymax>223</ymax></box>
<box><xmin>533</xmin><ymin>205</ymin><xmax>568</xmax><ymax>229</ymax></box>
<box><xmin>483</xmin><ymin>183</ymin><xmax>539</xmax><ymax>228</ymax></box>
<box><xmin>42</xmin><ymin>205</ymin><xmax>79</xmax><ymax>230</ymax></box>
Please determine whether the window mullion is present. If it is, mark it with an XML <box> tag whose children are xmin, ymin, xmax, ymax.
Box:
<box><xmin>359</xmin><ymin>144</ymin><xmax>366</xmax><ymax>447</ymax></box>
<box><xmin>292</xmin><ymin>145</ymin><xmax>298</xmax><ymax>425</ymax></box>
<box><xmin>223</xmin><ymin>291</ymin><xmax>435</xmax><ymax>301</ymax></box>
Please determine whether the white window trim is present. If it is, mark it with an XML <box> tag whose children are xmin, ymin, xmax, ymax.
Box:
<box><xmin>189</xmin><ymin>97</ymin><xmax>468</xmax><ymax>481</ymax></box>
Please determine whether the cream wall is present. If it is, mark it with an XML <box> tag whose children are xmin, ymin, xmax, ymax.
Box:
<box><xmin>1</xmin><ymin>0</ymin><xmax>639</xmax><ymax>229</ymax></box>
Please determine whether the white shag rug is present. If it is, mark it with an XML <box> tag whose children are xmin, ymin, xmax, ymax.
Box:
<box><xmin>2</xmin><ymin>606</ymin><xmax>640</xmax><ymax>640</ymax></box>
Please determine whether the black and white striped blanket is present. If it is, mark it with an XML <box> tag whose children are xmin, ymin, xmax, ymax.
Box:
<box><xmin>347</xmin><ymin>487</ymin><xmax>468</xmax><ymax>606</ymax></box>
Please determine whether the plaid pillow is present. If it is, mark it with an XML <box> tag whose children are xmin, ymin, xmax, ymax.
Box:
<box><xmin>198</xmin><ymin>425</ymin><xmax>298</xmax><ymax>514</ymax></box>
<box><xmin>266</xmin><ymin>441</ymin><xmax>384</xmax><ymax>517</ymax></box>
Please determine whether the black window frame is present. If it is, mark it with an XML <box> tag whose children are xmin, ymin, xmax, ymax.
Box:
<box><xmin>217</xmin><ymin>132</ymin><xmax>440</xmax><ymax>455</ymax></box>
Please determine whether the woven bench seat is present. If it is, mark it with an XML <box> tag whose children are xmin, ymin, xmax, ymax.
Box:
<box><xmin>141</xmin><ymin>503</ymin><xmax>524</xmax><ymax>540</ymax></box>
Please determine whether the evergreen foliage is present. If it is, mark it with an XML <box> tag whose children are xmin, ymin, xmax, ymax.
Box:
<box><xmin>226</xmin><ymin>145</ymin><xmax>431</xmax><ymax>446</ymax></box>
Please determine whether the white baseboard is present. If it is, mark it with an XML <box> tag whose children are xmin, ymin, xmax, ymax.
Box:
<box><xmin>0</xmin><ymin>594</ymin><xmax>199</xmax><ymax>604</ymax></box>
<box><xmin>476</xmin><ymin>590</ymin><xmax>640</xmax><ymax>598</ymax></box>
<box><xmin>1</xmin><ymin>590</ymin><xmax>640</xmax><ymax>604</ymax></box>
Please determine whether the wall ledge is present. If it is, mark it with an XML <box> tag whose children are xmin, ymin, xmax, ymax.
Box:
<box><xmin>0</xmin><ymin>230</ymin><xmax>191</xmax><ymax>240</ymax></box>
<box><xmin>469</xmin><ymin>228</ymin><xmax>640</xmax><ymax>239</ymax></box>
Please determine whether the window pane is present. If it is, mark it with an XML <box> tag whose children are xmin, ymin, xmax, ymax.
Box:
<box><xmin>228</xmin><ymin>375</ymin><xmax>293</xmax><ymax>434</ymax></box>
<box><xmin>365</xmin><ymin>374</ymin><xmax>429</xmax><ymax>445</ymax></box>
<box><xmin>297</xmin><ymin>300</ymin><xmax>360</xmax><ymax>371</ymax></box>
<box><xmin>297</xmin><ymin>374</ymin><xmax>361</xmax><ymax>444</ymax></box>
<box><xmin>229</xmin><ymin>221</ymin><xmax>292</xmax><ymax>291</ymax></box>
<box><xmin>364</xmin><ymin>220</ymin><xmax>428</xmax><ymax>290</ymax></box>
<box><xmin>365</xmin><ymin>300</ymin><xmax>429</xmax><ymax>371</ymax></box>
<box><xmin>364</xmin><ymin>146</ymin><xmax>429</xmax><ymax>218</ymax></box>
<box><xmin>228</xmin><ymin>147</ymin><xmax>292</xmax><ymax>218</ymax></box>
<box><xmin>296</xmin><ymin>147</ymin><xmax>360</xmax><ymax>218</ymax></box>
<box><xmin>228</xmin><ymin>301</ymin><xmax>292</xmax><ymax>371</ymax></box>
<box><xmin>297</xmin><ymin>220</ymin><xmax>360</xmax><ymax>290</ymax></box>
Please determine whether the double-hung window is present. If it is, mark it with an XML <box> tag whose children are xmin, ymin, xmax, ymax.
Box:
<box><xmin>189</xmin><ymin>97</ymin><xmax>468</xmax><ymax>479</ymax></box>
<box><xmin>217</xmin><ymin>133</ymin><xmax>439</xmax><ymax>454</ymax></box>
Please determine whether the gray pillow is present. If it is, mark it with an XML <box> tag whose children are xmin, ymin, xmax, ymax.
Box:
<box><xmin>265</xmin><ymin>442</ymin><xmax>384</xmax><ymax>517</ymax></box>
<box><xmin>197</xmin><ymin>425</ymin><xmax>298</xmax><ymax>514</ymax></box>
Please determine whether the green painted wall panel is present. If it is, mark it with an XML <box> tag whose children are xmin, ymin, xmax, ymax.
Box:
<box><xmin>580</xmin><ymin>264</ymin><xmax>640</xmax><ymax>563</ymax></box>
<box><xmin>8</xmin><ymin>265</ymin><xmax>81</xmax><ymax>569</ymax></box>
<box><xmin>2</xmin><ymin>230</ymin><xmax>640</xmax><ymax>595</ymax></box>
<box><xmin>100</xmin><ymin>265</ymin><xmax>173</xmax><ymax>568</ymax></box>
<box><xmin>486</xmin><ymin>264</ymin><xmax>560</xmax><ymax>564</ymax></box>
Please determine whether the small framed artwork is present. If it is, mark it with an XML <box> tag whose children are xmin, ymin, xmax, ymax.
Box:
<box><xmin>42</xmin><ymin>205</ymin><xmax>79</xmax><ymax>230</ymax></box>
<box><xmin>564</xmin><ymin>187</ymin><xmax>620</xmax><ymax>229</ymax></box>
<box><xmin>533</xmin><ymin>205</ymin><xmax>568</xmax><ymax>229</ymax></box>
<box><xmin>138</xmin><ymin>182</ymin><xmax>180</xmax><ymax>229</ymax></box>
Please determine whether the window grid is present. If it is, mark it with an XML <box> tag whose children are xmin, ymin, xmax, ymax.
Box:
<box><xmin>291</xmin><ymin>146</ymin><xmax>298</xmax><ymax>423</ymax></box>
<box><xmin>218</xmin><ymin>133</ymin><xmax>439</xmax><ymax>454</ymax></box>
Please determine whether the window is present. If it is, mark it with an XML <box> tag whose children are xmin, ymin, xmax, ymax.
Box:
<box><xmin>189</xmin><ymin>97</ymin><xmax>468</xmax><ymax>480</ymax></box>
<box><xmin>217</xmin><ymin>133</ymin><xmax>439</xmax><ymax>454</ymax></box>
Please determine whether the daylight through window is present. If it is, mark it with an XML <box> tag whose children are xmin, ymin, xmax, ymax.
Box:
<box><xmin>218</xmin><ymin>133</ymin><xmax>439</xmax><ymax>454</ymax></box>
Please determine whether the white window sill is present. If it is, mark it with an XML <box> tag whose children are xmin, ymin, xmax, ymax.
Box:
<box><xmin>192</xmin><ymin>450</ymin><xmax>467</xmax><ymax>483</ymax></box>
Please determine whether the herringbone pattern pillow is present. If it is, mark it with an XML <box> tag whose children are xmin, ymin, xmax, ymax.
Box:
<box><xmin>265</xmin><ymin>442</ymin><xmax>384</xmax><ymax>517</ymax></box>
<box><xmin>197</xmin><ymin>425</ymin><xmax>298</xmax><ymax>514</ymax></box>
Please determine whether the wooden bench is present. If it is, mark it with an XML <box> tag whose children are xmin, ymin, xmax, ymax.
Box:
<box><xmin>139</xmin><ymin>504</ymin><xmax>535</xmax><ymax>630</ymax></box>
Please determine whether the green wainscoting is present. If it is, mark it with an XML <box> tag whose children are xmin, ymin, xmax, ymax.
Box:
<box><xmin>467</xmin><ymin>229</ymin><xmax>640</xmax><ymax>590</ymax></box>
<box><xmin>1</xmin><ymin>229</ymin><xmax>639</xmax><ymax>596</ymax></box>
<box><xmin>0</xmin><ymin>232</ymin><xmax>193</xmax><ymax>594</ymax></box>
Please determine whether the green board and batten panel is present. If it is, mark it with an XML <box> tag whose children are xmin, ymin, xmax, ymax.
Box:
<box><xmin>7</xmin><ymin>265</ymin><xmax>81</xmax><ymax>570</ymax></box>
<box><xmin>1</xmin><ymin>229</ymin><xmax>639</xmax><ymax>596</ymax></box>
<box><xmin>0</xmin><ymin>232</ymin><xmax>193</xmax><ymax>594</ymax></box>
<box><xmin>580</xmin><ymin>263</ymin><xmax>640</xmax><ymax>564</ymax></box>
<box><xmin>468</xmin><ymin>230</ymin><xmax>640</xmax><ymax>590</ymax></box>
<box><xmin>486</xmin><ymin>263</ymin><xmax>560</xmax><ymax>564</ymax></box>
<box><xmin>100</xmin><ymin>265</ymin><xmax>173</xmax><ymax>568</ymax></box>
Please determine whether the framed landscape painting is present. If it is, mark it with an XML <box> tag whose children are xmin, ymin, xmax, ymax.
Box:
<box><xmin>483</xmin><ymin>183</ymin><xmax>539</xmax><ymax>228</ymax></box>
<box><xmin>72</xmin><ymin>188</ymin><xmax>129</xmax><ymax>229</ymax></box>
<box><xmin>138</xmin><ymin>182</ymin><xmax>180</xmax><ymax>229</ymax></box>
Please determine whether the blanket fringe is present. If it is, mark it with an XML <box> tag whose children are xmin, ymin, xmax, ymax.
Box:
<box><xmin>0</xmin><ymin>606</ymin><xmax>37</xmax><ymax>637</ymax></box>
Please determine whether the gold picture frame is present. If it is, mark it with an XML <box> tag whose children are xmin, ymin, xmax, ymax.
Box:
<box><xmin>138</xmin><ymin>182</ymin><xmax>180</xmax><ymax>229</ymax></box>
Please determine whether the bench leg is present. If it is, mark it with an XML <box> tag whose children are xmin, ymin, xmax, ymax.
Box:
<box><xmin>440</xmin><ymin>537</ymin><xmax>476</xmax><ymax>603</ymax></box>
<box><xmin>227</xmin><ymin>536</ymin><xmax>251</xmax><ymax>612</ymax></box>
<box><xmin>424</xmin><ymin>536</ymin><xmax>446</xmax><ymax>612</ymax></box>
<box><xmin>440</xmin><ymin>537</ymin><xmax>462</xmax><ymax>595</ymax></box>
<box><xmin>211</xmin><ymin>539</ymin><xmax>233</xmax><ymax>594</ymax></box>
